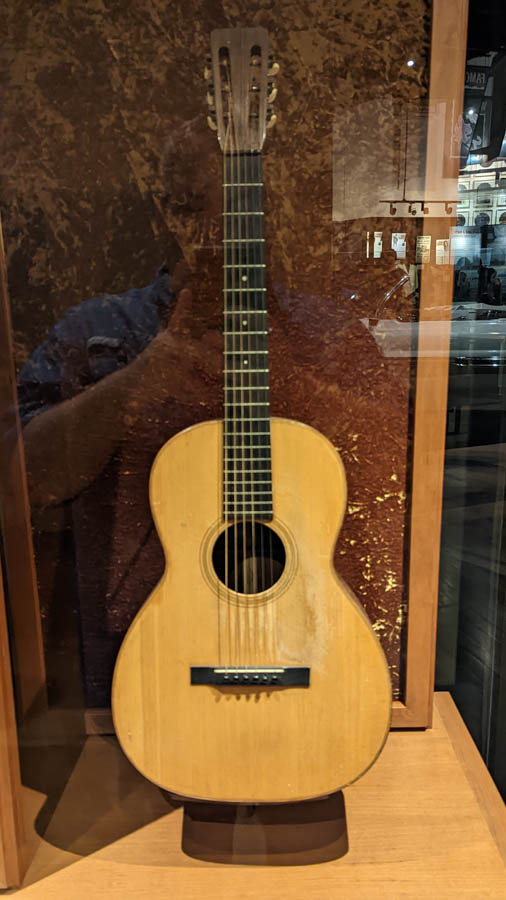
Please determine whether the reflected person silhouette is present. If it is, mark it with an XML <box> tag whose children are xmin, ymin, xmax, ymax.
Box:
<box><xmin>18</xmin><ymin>119</ymin><xmax>224</xmax><ymax>707</ymax></box>
<box><xmin>18</xmin><ymin>118</ymin><xmax>400</xmax><ymax>711</ymax></box>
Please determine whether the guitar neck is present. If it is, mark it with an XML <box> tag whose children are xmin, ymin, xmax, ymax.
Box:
<box><xmin>223</xmin><ymin>151</ymin><xmax>273</xmax><ymax>521</ymax></box>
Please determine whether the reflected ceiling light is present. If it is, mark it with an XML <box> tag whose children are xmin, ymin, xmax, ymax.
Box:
<box><xmin>406</xmin><ymin>58</ymin><xmax>415</xmax><ymax>67</ymax></box>
<box><xmin>468</xmin><ymin>108</ymin><xmax>475</xmax><ymax>115</ymax></box>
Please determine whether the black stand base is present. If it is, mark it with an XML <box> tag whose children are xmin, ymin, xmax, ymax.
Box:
<box><xmin>181</xmin><ymin>791</ymin><xmax>348</xmax><ymax>866</ymax></box>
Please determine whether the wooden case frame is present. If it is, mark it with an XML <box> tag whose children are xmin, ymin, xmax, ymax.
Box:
<box><xmin>0</xmin><ymin>0</ymin><xmax>468</xmax><ymax>884</ymax></box>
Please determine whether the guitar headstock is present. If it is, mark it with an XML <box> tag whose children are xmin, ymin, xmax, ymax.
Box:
<box><xmin>205</xmin><ymin>27</ymin><xmax>278</xmax><ymax>153</ymax></box>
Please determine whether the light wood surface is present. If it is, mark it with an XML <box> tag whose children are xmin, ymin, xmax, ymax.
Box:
<box><xmin>0</xmin><ymin>557</ymin><xmax>25</xmax><ymax>888</ymax></box>
<box><xmin>112</xmin><ymin>418</ymin><xmax>391</xmax><ymax>803</ymax></box>
<box><xmin>436</xmin><ymin>692</ymin><xmax>506</xmax><ymax>865</ymax></box>
<box><xmin>12</xmin><ymin>694</ymin><xmax>505</xmax><ymax>897</ymax></box>
<box><xmin>393</xmin><ymin>0</ymin><xmax>469</xmax><ymax>728</ymax></box>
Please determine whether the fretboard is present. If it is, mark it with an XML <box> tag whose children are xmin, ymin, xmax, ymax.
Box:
<box><xmin>223</xmin><ymin>152</ymin><xmax>272</xmax><ymax>520</ymax></box>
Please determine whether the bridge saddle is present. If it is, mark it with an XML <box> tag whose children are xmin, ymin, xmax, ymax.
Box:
<box><xmin>190</xmin><ymin>666</ymin><xmax>310</xmax><ymax>686</ymax></box>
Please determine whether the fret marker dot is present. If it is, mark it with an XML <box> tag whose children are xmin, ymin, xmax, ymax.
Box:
<box><xmin>242</xmin><ymin>319</ymin><xmax>247</xmax><ymax>326</ymax></box>
<box><xmin>242</xmin><ymin>275</ymin><xmax>248</xmax><ymax>282</ymax></box>
<box><xmin>244</xmin><ymin>360</ymin><xmax>248</xmax><ymax>366</ymax></box>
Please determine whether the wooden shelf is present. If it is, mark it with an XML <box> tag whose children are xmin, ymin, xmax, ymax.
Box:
<box><xmin>12</xmin><ymin>693</ymin><xmax>506</xmax><ymax>897</ymax></box>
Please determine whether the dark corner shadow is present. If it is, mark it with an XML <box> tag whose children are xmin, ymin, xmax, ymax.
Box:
<box><xmin>21</xmin><ymin>719</ymin><xmax>179</xmax><ymax>855</ymax></box>
<box><xmin>182</xmin><ymin>791</ymin><xmax>348</xmax><ymax>865</ymax></box>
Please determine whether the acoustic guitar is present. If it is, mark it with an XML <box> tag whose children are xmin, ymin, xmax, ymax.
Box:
<box><xmin>112</xmin><ymin>26</ymin><xmax>391</xmax><ymax>804</ymax></box>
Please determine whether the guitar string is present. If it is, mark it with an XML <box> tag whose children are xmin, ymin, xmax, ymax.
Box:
<box><xmin>227</xmin><ymin>77</ymin><xmax>238</xmax><ymax>665</ymax></box>
<box><xmin>223</xmin><ymin>79</ymin><xmax>236</xmax><ymax>665</ymax></box>
<box><xmin>264</xmin><ymin>147</ymin><xmax>274</xmax><ymax>664</ymax></box>
<box><xmin>238</xmin><ymin>147</ymin><xmax>251</xmax><ymax>666</ymax></box>
<box><xmin>229</xmin><ymin>84</ymin><xmax>242</xmax><ymax>667</ymax></box>
<box><xmin>215</xmin><ymin>73</ymin><xmax>225</xmax><ymax>671</ymax></box>
<box><xmin>245</xmin><ymin>151</ymin><xmax>259</xmax><ymax>664</ymax></box>
<box><xmin>235</xmin><ymin>104</ymin><xmax>248</xmax><ymax>667</ymax></box>
<box><xmin>252</xmin><ymin>151</ymin><xmax>264</xmax><ymax>660</ymax></box>
<box><xmin>246</xmin><ymin>150</ymin><xmax>258</xmax><ymax>664</ymax></box>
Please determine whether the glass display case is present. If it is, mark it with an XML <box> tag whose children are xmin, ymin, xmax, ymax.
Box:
<box><xmin>1</xmin><ymin>0</ymin><xmax>504</xmax><ymax>892</ymax></box>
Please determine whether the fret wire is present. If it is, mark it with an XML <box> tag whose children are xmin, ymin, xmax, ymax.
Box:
<box><xmin>224</xmin><ymin>507</ymin><xmax>273</xmax><ymax>511</ymax></box>
<box><xmin>224</xmin><ymin>478</ymin><xmax>271</xmax><ymax>481</ymax></box>
<box><xmin>223</xmin><ymin>152</ymin><xmax>272</xmax><ymax>518</ymax></box>
<box><xmin>224</xmin><ymin>454</ymin><xmax>271</xmax><ymax>458</ymax></box>
<box><xmin>224</xmin><ymin>471</ymin><xmax>272</xmax><ymax>473</ymax></box>
<box><xmin>223</xmin><ymin>490</ymin><xmax>273</xmax><ymax>495</ymax></box>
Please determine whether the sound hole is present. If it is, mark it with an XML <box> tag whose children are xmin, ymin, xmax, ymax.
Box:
<box><xmin>212</xmin><ymin>522</ymin><xmax>285</xmax><ymax>594</ymax></box>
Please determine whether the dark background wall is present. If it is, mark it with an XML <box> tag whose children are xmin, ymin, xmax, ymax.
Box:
<box><xmin>0</xmin><ymin>0</ymin><xmax>431</xmax><ymax>704</ymax></box>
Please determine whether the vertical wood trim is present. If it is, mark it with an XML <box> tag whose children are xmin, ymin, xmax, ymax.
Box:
<box><xmin>391</xmin><ymin>0</ymin><xmax>469</xmax><ymax>727</ymax></box>
<box><xmin>435</xmin><ymin>692</ymin><xmax>506</xmax><ymax>864</ymax></box>
<box><xmin>0</xmin><ymin>556</ymin><xmax>25</xmax><ymax>887</ymax></box>
<box><xmin>0</xmin><ymin>217</ymin><xmax>47</xmax><ymax>718</ymax></box>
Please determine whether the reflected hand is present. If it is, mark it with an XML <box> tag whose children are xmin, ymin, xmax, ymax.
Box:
<box><xmin>144</xmin><ymin>288</ymin><xmax>222</xmax><ymax>404</ymax></box>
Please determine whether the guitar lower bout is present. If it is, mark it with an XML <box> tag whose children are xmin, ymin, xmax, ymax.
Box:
<box><xmin>112</xmin><ymin>418</ymin><xmax>392</xmax><ymax>803</ymax></box>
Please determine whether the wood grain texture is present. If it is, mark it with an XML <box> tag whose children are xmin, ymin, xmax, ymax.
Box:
<box><xmin>0</xmin><ymin>557</ymin><xmax>25</xmax><ymax>888</ymax></box>
<box><xmin>436</xmin><ymin>692</ymin><xmax>506</xmax><ymax>865</ymax></box>
<box><xmin>15</xmin><ymin>694</ymin><xmax>506</xmax><ymax>897</ymax></box>
<box><xmin>112</xmin><ymin>418</ymin><xmax>391</xmax><ymax>803</ymax></box>
<box><xmin>392</xmin><ymin>0</ymin><xmax>469</xmax><ymax>728</ymax></box>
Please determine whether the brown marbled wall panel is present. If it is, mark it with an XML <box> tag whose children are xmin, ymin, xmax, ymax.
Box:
<box><xmin>0</xmin><ymin>0</ymin><xmax>431</xmax><ymax>705</ymax></box>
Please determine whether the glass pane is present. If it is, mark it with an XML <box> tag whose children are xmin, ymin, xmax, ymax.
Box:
<box><xmin>436</xmin><ymin>5</ymin><xmax>506</xmax><ymax>800</ymax></box>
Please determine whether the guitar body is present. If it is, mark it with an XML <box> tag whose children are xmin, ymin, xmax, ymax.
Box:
<box><xmin>112</xmin><ymin>417</ymin><xmax>391</xmax><ymax>804</ymax></box>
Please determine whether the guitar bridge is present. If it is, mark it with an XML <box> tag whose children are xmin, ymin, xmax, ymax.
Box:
<box><xmin>190</xmin><ymin>666</ymin><xmax>310</xmax><ymax>686</ymax></box>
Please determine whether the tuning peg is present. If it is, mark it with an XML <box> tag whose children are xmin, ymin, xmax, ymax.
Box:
<box><xmin>267</xmin><ymin>113</ymin><xmax>277</xmax><ymax>129</ymax></box>
<box><xmin>204</xmin><ymin>64</ymin><xmax>212</xmax><ymax>80</ymax></box>
<box><xmin>268</xmin><ymin>86</ymin><xmax>278</xmax><ymax>103</ymax></box>
<box><xmin>268</xmin><ymin>61</ymin><xmax>280</xmax><ymax>77</ymax></box>
<box><xmin>206</xmin><ymin>90</ymin><xmax>214</xmax><ymax>106</ymax></box>
<box><xmin>207</xmin><ymin>115</ymin><xmax>217</xmax><ymax>131</ymax></box>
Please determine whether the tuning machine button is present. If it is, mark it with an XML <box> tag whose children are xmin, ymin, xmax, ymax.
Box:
<box><xmin>268</xmin><ymin>61</ymin><xmax>280</xmax><ymax>77</ymax></box>
<box><xmin>207</xmin><ymin>115</ymin><xmax>217</xmax><ymax>131</ymax></box>
<box><xmin>267</xmin><ymin>111</ymin><xmax>277</xmax><ymax>129</ymax></box>
<box><xmin>268</xmin><ymin>87</ymin><xmax>278</xmax><ymax>103</ymax></box>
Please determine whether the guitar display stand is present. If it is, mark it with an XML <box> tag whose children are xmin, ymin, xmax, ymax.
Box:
<box><xmin>181</xmin><ymin>792</ymin><xmax>348</xmax><ymax>866</ymax></box>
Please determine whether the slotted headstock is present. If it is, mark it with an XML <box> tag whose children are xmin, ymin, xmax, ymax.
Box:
<box><xmin>205</xmin><ymin>27</ymin><xmax>278</xmax><ymax>153</ymax></box>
